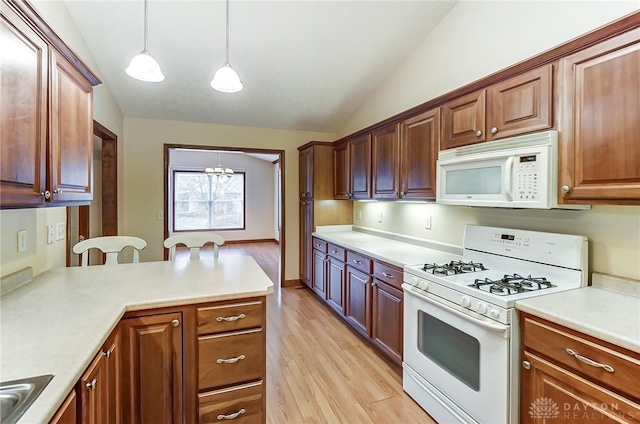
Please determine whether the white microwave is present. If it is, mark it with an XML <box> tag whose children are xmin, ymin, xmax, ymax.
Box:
<box><xmin>436</xmin><ymin>131</ymin><xmax>587</xmax><ymax>209</ymax></box>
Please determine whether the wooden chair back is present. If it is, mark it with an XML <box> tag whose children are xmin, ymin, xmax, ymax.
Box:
<box><xmin>163</xmin><ymin>233</ymin><xmax>225</xmax><ymax>260</ymax></box>
<box><xmin>72</xmin><ymin>236</ymin><xmax>147</xmax><ymax>266</ymax></box>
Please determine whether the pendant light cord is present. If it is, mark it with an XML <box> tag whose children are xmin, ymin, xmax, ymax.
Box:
<box><xmin>225</xmin><ymin>0</ymin><xmax>230</xmax><ymax>65</ymax></box>
<box><xmin>143</xmin><ymin>0</ymin><xmax>149</xmax><ymax>51</ymax></box>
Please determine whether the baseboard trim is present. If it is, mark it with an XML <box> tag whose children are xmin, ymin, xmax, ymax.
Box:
<box><xmin>223</xmin><ymin>238</ymin><xmax>279</xmax><ymax>245</ymax></box>
<box><xmin>283</xmin><ymin>279</ymin><xmax>304</xmax><ymax>288</ymax></box>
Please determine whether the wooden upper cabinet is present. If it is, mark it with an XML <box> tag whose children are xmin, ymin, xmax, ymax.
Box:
<box><xmin>333</xmin><ymin>142</ymin><xmax>350</xmax><ymax>199</ymax></box>
<box><xmin>487</xmin><ymin>64</ymin><xmax>552</xmax><ymax>141</ymax></box>
<box><xmin>442</xmin><ymin>89</ymin><xmax>486</xmax><ymax>149</ymax></box>
<box><xmin>558</xmin><ymin>29</ymin><xmax>640</xmax><ymax>204</ymax></box>
<box><xmin>372</xmin><ymin>123</ymin><xmax>400</xmax><ymax>199</ymax></box>
<box><xmin>399</xmin><ymin>108</ymin><xmax>440</xmax><ymax>200</ymax></box>
<box><xmin>349</xmin><ymin>133</ymin><xmax>372</xmax><ymax>199</ymax></box>
<box><xmin>299</xmin><ymin>147</ymin><xmax>313</xmax><ymax>199</ymax></box>
<box><xmin>49</xmin><ymin>50</ymin><xmax>94</xmax><ymax>203</ymax></box>
<box><xmin>0</xmin><ymin>1</ymin><xmax>48</xmax><ymax>207</ymax></box>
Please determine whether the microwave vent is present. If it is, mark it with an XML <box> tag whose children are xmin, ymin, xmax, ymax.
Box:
<box><xmin>439</xmin><ymin>130</ymin><xmax>558</xmax><ymax>160</ymax></box>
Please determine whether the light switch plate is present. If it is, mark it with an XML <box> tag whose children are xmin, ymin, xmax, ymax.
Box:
<box><xmin>56</xmin><ymin>222</ymin><xmax>65</xmax><ymax>240</ymax></box>
<box><xmin>47</xmin><ymin>225</ymin><xmax>55</xmax><ymax>244</ymax></box>
<box><xmin>17</xmin><ymin>230</ymin><xmax>27</xmax><ymax>252</ymax></box>
<box><xmin>425</xmin><ymin>216</ymin><xmax>432</xmax><ymax>229</ymax></box>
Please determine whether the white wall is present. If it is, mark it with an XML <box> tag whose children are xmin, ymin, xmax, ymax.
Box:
<box><xmin>169</xmin><ymin>150</ymin><xmax>276</xmax><ymax>241</ymax></box>
<box><xmin>0</xmin><ymin>1</ymin><xmax>124</xmax><ymax>278</ymax></box>
<box><xmin>121</xmin><ymin>117</ymin><xmax>334</xmax><ymax>281</ymax></box>
<box><xmin>338</xmin><ymin>2</ymin><xmax>640</xmax><ymax>281</ymax></box>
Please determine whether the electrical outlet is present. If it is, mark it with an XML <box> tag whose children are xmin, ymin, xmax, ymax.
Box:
<box><xmin>157</xmin><ymin>210</ymin><xmax>164</xmax><ymax>220</ymax></box>
<box><xmin>56</xmin><ymin>222</ymin><xmax>66</xmax><ymax>240</ymax></box>
<box><xmin>377</xmin><ymin>212</ymin><xmax>383</xmax><ymax>223</ymax></box>
<box><xmin>357</xmin><ymin>210</ymin><xmax>362</xmax><ymax>220</ymax></box>
<box><xmin>425</xmin><ymin>216</ymin><xmax>432</xmax><ymax>230</ymax></box>
<box><xmin>17</xmin><ymin>230</ymin><xmax>27</xmax><ymax>252</ymax></box>
<box><xmin>47</xmin><ymin>225</ymin><xmax>55</xmax><ymax>244</ymax></box>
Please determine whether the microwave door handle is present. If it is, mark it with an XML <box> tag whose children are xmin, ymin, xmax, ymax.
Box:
<box><xmin>503</xmin><ymin>157</ymin><xmax>515</xmax><ymax>200</ymax></box>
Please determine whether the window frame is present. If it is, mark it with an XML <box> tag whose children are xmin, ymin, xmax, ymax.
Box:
<box><xmin>171</xmin><ymin>169</ymin><xmax>246</xmax><ymax>232</ymax></box>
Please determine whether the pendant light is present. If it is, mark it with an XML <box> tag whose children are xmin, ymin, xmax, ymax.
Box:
<box><xmin>126</xmin><ymin>0</ymin><xmax>164</xmax><ymax>82</ymax></box>
<box><xmin>211</xmin><ymin>0</ymin><xmax>243</xmax><ymax>93</ymax></box>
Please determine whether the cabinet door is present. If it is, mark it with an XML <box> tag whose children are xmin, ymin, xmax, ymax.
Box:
<box><xmin>521</xmin><ymin>351</ymin><xmax>640</xmax><ymax>424</ymax></box>
<box><xmin>80</xmin><ymin>350</ymin><xmax>109</xmax><ymax>424</ymax></box>
<box><xmin>327</xmin><ymin>257</ymin><xmax>345</xmax><ymax>315</ymax></box>
<box><xmin>442</xmin><ymin>89</ymin><xmax>486</xmax><ymax>150</ymax></box>
<box><xmin>299</xmin><ymin>147</ymin><xmax>313</xmax><ymax>199</ymax></box>
<box><xmin>0</xmin><ymin>3</ymin><xmax>47</xmax><ymax>207</ymax></box>
<box><xmin>312</xmin><ymin>249</ymin><xmax>327</xmax><ymax>299</ymax></box>
<box><xmin>121</xmin><ymin>312</ymin><xmax>183</xmax><ymax>424</ymax></box>
<box><xmin>372</xmin><ymin>123</ymin><xmax>400</xmax><ymax>199</ymax></box>
<box><xmin>487</xmin><ymin>65</ymin><xmax>552</xmax><ymax>141</ymax></box>
<box><xmin>559</xmin><ymin>30</ymin><xmax>640</xmax><ymax>203</ymax></box>
<box><xmin>49</xmin><ymin>50</ymin><xmax>93</xmax><ymax>203</ymax></box>
<box><xmin>50</xmin><ymin>389</ymin><xmax>77</xmax><ymax>424</ymax></box>
<box><xmin>333</xmin><ymin>143</ymin><xmax>350</xmax><ymax>199</ymax></box>
<box><xmin>103</xmin><ymin>326</ymin><xmax>122</xmax><ymax>424</ymax></box>
<box><xmin>371</xmin><ymin>280</ymin><xmax>403</xmax><ymax>366</ymax></box>
<box><xmin>349</xmin><ymin>134</ymin><xmax>372</xmax><ymax>199</ymax></box>
<box><xmin>299</xmin><ymin>200</ymin><xmax>313</xmax><ymax>288</ymax></box>
<box><xmin>345</xmin><ymin>266</ymin><xmax>371</xmax><ymax>338</ymax></box>
<box><xmin>399</xmin><ymin>108</ymin><xmax>440</xmax><ymax>200</ymax></box>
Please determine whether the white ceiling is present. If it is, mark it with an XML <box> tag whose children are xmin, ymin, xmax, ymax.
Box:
<box><xmin>63</xmin><ymin>0</ymin><xmax>456</xmax><ymax>133</ymax></box>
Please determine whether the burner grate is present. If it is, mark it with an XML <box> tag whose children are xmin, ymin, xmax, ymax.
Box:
<box><xmin>422</xmin><ymin>260</ymin><xmax>487</xmax><ymax>276</ymax></box>
<box><xmin>469</xmin><ymin>274</ymin><xmax>555</xmax><ymax>295</ymax></box>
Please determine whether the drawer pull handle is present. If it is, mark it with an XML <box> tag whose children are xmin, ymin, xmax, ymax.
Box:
<box><xmin>332</xmin><ymin>250</ymin><xmax>338</xmax><ymax>254</ymax></box>
<box><xmin>216</xmin><ymin>313</ymin><xmax>246</xmax><ymax>322</ymax></box>
<box><xmin>217</xmin><ymin>408</ymin><xmax>246</xmax><ymax>420</ymax></box>
<box><xmin>565</xmin><ymin>348</ymin><xmax>614</xmax><ymax>373</ymax></box>
<box><xmin>316</xmin><ymin>243</ymin><xmax>321</xmax><ymax>247</ymax></box>
<box><xmin>86</xmin><ymin>378</ymin><xmax>97</xmax><ymax>390</ymax></box>
<box><xmin>382</xmin><ymin>272</ymin><xmax>394</xmax><ymax>279</ymax></box>
<box><xmin>217</xmin><ymin>354</ymin><xmax>246</xmax><ymax>364</ymax></box>
<box><xmin>352</xmin><ymin>259</ymin><xmax>362</xmax><ymax>265</ymax></box>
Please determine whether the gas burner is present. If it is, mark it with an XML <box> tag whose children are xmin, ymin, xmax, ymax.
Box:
<box><xmin>469</xmin><ymin>274</ymin><xmax>555</xmax><ymax>296</ymax></box>
<box><xmin>422</xmin><ymin>261</ymin><xmax>488</xmax><ymax>276</ymax></box>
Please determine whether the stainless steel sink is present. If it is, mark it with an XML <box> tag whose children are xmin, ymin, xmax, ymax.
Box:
<box><xmin>0</xmin><ymin>374</ymin><xmax>53</xmax><ymax>424</ymax></box>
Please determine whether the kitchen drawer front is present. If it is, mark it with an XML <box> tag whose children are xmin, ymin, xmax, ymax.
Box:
<box><xmin>346</xmin><ymin>251</ymin><xmax>372</xmax><ymax>274</ymax></box>
<box><xmin>327</xmin><ymin>243</ymin><xmax>346</xmax><ymax>261</ymax></box>
<box><xmin>198</xmin><ymin>380</ymin><xmax>264</xmax><ymax>424</ymax></box>
<box><xmin>199</xmin><ymin>329</ymin><xmax>265</xmax><ymax>390</ymax></box>
<box><xmin>373</xmin><ymin>261</ymin><xmax>402</xmax><ymax>290</ymax></box>
<box><xmin>197</xmin><ymin>299</ymin><xmax>264</xmax><ymax>336</ymax></box>
<box><xmin>312</xmin><ymin>237</ymin><xmax>328</xmax><ymax>253</ymax></box>
<box><xmin>523</xmin><ymin>315</ymin><xmax>640</xmax><ymax>400</ymax></box>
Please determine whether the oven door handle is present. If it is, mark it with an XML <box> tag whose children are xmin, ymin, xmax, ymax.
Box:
<box><xmin>404</xmin><ymin>284</ymin><xmax>510</xmax><ymax>338</ymax></box>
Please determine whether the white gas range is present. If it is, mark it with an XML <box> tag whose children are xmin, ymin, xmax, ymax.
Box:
<box><xmin>402</xmin><ymin>225</ymin><xmax>588</xmax><ymax>424</ymax></box>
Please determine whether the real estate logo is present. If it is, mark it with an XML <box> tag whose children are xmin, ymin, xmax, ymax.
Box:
<box><xmin>529</xmin><ymin>397</ymin><xmax>560</xmax><ymax>421</ymax></box>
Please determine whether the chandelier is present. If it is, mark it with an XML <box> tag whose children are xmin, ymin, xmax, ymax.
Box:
<box><xmin>205</xmin><ymin>153</ymin><xmax>234</xmax><ymax>180</ymax></box>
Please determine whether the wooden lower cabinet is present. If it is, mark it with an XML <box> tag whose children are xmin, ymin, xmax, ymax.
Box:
<box><xmin>326</xmin><ymin>256</ymin><xmax>346</xmax><ymax>315</ymax></box>
<box><xmin>103</xmin><ymin>327</ymin><xmax>121</xmax><ymax>424</ymax></box>
<box><xmin>345</xmin><ymin>265</ymin><xmax>372</xmax><ymax>338</ymax></box>
<box><xmin>371</xmin><ymin>280</ymin><xmax>403</xmax><ymax>366</ymax></box>
<box><xmin>50</xmin><ymin>389</ymin><xmax>77</xmax><ymax>424</ymax></box>
<box><xmin>79</xmin><ymin>350</ymin><xmax>108</xmax><ymax>424</ymax></box>
<box><xmin>521</xmin><ymin>313</ymin><xmax>640</xmax><ymax>423</ymax></box>
<box><xmin>312</xmin><ymin>248</ymin><xmax>328</xmax><ymax>299</ymax></box>
<box><xmin>121</xmin><ymin>312</ymin><xmax>183</xmax><ymax>424</ymax></box>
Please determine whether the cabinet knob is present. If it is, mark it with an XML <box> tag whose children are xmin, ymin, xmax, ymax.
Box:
<box><xmin>399</xmin><ymin>191</ymin><xmax>405</xmax><ymax>197</ymax></box>
<box><xmin>41</xmin><ymin>191</ymin><xmax>51</xmax><ymax>199</ymax></box>
<box><xmin>561</xmin><ymin>185</ymin><xmax>571</xmax><ymax>193</ymax></box>
<box><xmin>371</xmin><ymin>282</ymin><xmax>377</xmax><ymax>287</ymax></box>
<box><xmin>522</xmin><ymin>361</ymin><xmax>531</xmax><ymax>370</ymax></box>
<box><xmin>475</xmin><ymin>130</ymin><xmax>483</xmax><ymax>137</ymax></box>
<box><xmin>171</xmin><ymin>319</ymin><xmax>180</xmax><ymax>327</ymax></box>
<box><xmin>86</xmin><ymin>378</ymin><xmax>97</xmax><ymax>390</ymax></box>
<box><xmin>491</xmin><ymin>127</ymin><xmax>498</xmax><ymax>134</ymax></box>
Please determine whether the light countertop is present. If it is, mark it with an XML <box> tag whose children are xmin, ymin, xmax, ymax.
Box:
<box><xmin>312</xmin><ymin>227</ymin><xmax>462</xmax><ymax>267</ymax></box>
<box><xmin>516</xmin><ymin>274</ymin><xmax>640</xmax><ymax>354</ymax></box>
<box><xmin>0</xmin><ymin>256</ymin><xmax>274</xmax><ymax>423</ymax></box>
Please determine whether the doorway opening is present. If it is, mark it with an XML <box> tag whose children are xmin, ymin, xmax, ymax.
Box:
<box><xmin>163</xmin><ymin>144</ymin><xmax>285</xmax><ymax>288</ymax></box>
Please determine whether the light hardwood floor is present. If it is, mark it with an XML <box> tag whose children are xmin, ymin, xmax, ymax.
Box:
<box><xmin>181</xmin><ymin>242</ymin><xmax>436</xmax><ymax>423</ymax></box>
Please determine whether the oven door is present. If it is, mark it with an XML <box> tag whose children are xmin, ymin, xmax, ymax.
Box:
<box><xmin>403</xmin><ymin>284</ymin><xmax>511</xmax><ymax>424</ymax></box>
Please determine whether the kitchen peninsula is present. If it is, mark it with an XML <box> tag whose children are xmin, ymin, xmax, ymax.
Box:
<box><xmin>0</xmin><ymin>256</ymin><xmax>274</xmax><ymax>423</ymax></box>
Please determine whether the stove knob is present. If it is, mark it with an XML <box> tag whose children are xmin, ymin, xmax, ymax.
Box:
<box><xmin>410</xmin><ymin>276</ymin><xmax>418</xmax><ymax>285</ymax></box>
<box><xmin>460</xmin><ymin>296</ymin><xmax>471</xmax><ymax>308</ymax></box>
<box><xmin>489</xmin><ymin>309</ymin><xmax>500</xmax><ymax>319</ymax></box>
<box><xmin>418</xmin><ymin>280</ymin><xmax>429</xmax><ymax>291</ymax></box>
<box><xmin>477</xmin><ymin>302</ymin><xmax>487</xmax><ymax>314</ymax></box>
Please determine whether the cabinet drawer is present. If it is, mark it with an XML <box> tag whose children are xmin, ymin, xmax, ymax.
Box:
<box><xmin>197</xmin><ymin>300</ymin><xmax>264</xmax><ymax>335</ymax></box>
<box><xmin>312</xmin><ymin>237</ymin><xmax>328</xmax><ymax>253</ymax></box>
<box><xmin>523</xmin><ymin>315</ymin><xmax>640</xmax><ymax>400</ymax></box>
<box><xmin>328</xmin><ymin>244</ymin><xmax>346</xmax><ymax>261</ymax></box>
<box><xmin>346</xmin><ymin>251</ymin><xmax>372</xmax><ymax>274</ymax></box>
<box><xmin>373</xmin><ymin>261</ymin><xmax>402</xmax><ymax>290</ymax></box>
<box><xmin>198</xmin><ymin>380</ymin><xmax>263</xmax><ymax>424</ymax></box>
<box><xmin>199</xmin><ymin>329</ymin><xmax>265</xmax><ymax>390</ymax></box>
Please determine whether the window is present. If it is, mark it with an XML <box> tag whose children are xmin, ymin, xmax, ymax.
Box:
<box><xmin>173</xmin><ymin>171</ymin><xmax>245</xmax><ymax>231</ymax></box>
